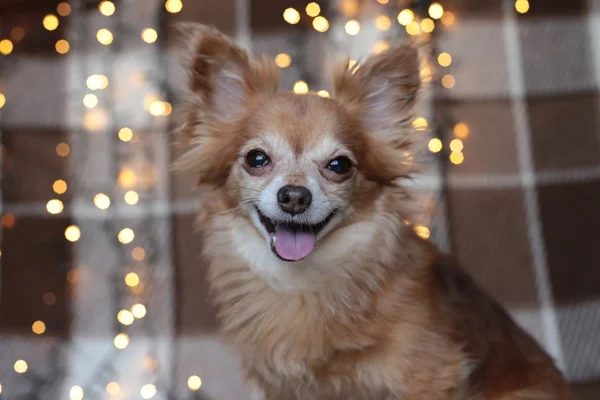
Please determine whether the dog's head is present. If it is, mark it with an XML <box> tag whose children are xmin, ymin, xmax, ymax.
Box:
<box><xmin>177</xmin><ymin>25</ymin><xmax>421</xmax><ymax>288</ymax></box>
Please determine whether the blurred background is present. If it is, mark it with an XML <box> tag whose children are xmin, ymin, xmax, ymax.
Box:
<box><xmin>1</xmin><ymin>0</ymin><xmax>599</xmax><ymax>399</ymax></box>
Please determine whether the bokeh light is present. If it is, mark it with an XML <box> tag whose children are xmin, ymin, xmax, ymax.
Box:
<box><xmin>165</xmin><ymin>0</ymin><xmax>183</xmax><ymax>13</ymax></box>
<box><xmin>46</xmin><ymin>199</ymin><xmax>64</xmax><ymax>215</ymax></box>
<box><xmin>55</xmin><ymin>40</ymin><xmax>70</xmax><ymax>54</ymax></box>
<box><xmin>428</xmin><ymin>138</ymin><xmax>442</xmax><ymax>153</ymax></box>
<box><xmin>188</xmin><ymin>376</ymin><xmax>202</xmax><ymax>391</ymax></box>
<box><xmin>32</xmin><ymin>320</ymin><xmax>46</xmax><ymax>334</ymax></box>
<box><xmin>132</xmin><ymin>246</ymin><xmax>145</xmax><ymax>261</ymax></box>
<box><xmin>454</xmin><ymin>122</ymin><xmax>470</xmax><ymax>138</ymax></box>
<box><xmin>125</xmin><ymin>272</ymin><xmax>140</xmax><ymax>287</ymax></box>
<box><xmin>65</xmin><ymin>225</ymin><xmax>81</xmax><ymax>242</ymax></box>
<box><xmin>293</xmin><ymin>81</ymin><xmax>309</xmax><ymax>94</ymax></box>
<box><xmin>306</xmin><ymin>2</ymin><xmax>320</xmax><ymax>17</ymax></box>
<box><xmin>99</xmin><ymin>1</ymin><xmax>116</xmax><ymax>16</ymax></box>
<box><xmin>97</xmin><ymin>29</ymin><xmax>114</xmax><ymax>45</ymax></box>
<box><xmin>119</xmin><ymin>127</ymin><xmax>133</xmax><ymax>142</ymax></box>
<box><xmin>312</xmin><ymin>16</ymin><xmax>329</xmax><ymax>32</ymax></box>
<box><xmin>113</xmin><ymin>333</ymin><xmax>129</xmax><ymax>349</ymax></box>
<box><xmin>141</xmin><ymin>28</ymin><xmax>158</xmax><ymax>43</ymax></box>
<box><xmin>117</xmin><ymin>309</ymin><xmax>134</xmax><ymax>325</ymax></box>
<box><xmin>0</xmin><ymin>39</ymin><xmax>14</xmax><ymax>55</ymax></box>
<box><xmin>428</xmin><ymin>2</ymin><xmax>444</xmax><ymax>19</ymax></box>
<box><xmin>283</xmin><ymin>8</ymin><xmax>300</xmax><ymax>24</ymax></box>
<box><xmin>397</xmin><ymin>9</ymin><xmax>414</xmax><ymax>26</ymax></box>
<box><xmin>438</xmin><ymin>52</ymin><xmax>452</xmax><ymax>67</ymax></box>
<box><xmin>53</xmin><ymin>179</ymin><xmax>67</xmax><ymax>194</ymax></box>
<box><xmin>131</xmin><ymin>303</ymin><xmax>147</xmax><ymax>318</ymax></box>
<box><xmin>140</xmin><ymin>384</ymin><xmax>156</xmax><ymax>399</ymax></box>
<box><xmin>43</xmin><ymin>14</ymin><xmax>59</xmax><ymax>31</ymax></box>
<box><xmin>118</xmin><ymin>228</ymin><xmax>135</xmax><ymax>244</ymax></box>
<box><xmin>275</xmin><ymin>53</ymin><xmax>291</xmax><ymax>68</ymax></box>
<box><xmin>70</xmin><ymin>386</ymin><xmax>83</xmax><ymax>400</ymax></box>
<box><xmin>375</xmin><ymin>15</ymin><xmax>391</xmax><ymax>31</ymax></box>
<box><xmin>94</xmin><ymin>193</ymin><xmax>111</xmax><ymax>210</ymax></box>
<box><xmin>14</xmin><ymin>360</ymin><xmax>28</xmax><ymax>374</ymax></box>
<box><xmin>125</xmin><ymin>190</ymin><xmax>139</xmax><ymax>205</ymax></box>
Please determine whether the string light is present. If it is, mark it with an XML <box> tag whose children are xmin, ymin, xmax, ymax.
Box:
<box><xmin>70</xmin><ymin>386</ymin><xmax>84</xmax><ymax>400</ymax></box>
<box><xmin>87</xmin><ymin>74</ymin><xmax>109</xmax><ymax>90</ymax></box>
<box><xmin>372</xmin><ymin>40</ymin><xmax>389</xmax><ymax>54</ymax></box>
<box><xmin>449</xmin><ymin>138</ymin><xmax>464</xmax><ymax>152</ymax></box>
<box><xmin>397</xmin><ymin>9</ymin><xmax>414</xmax><ymax>26</ymax></box>
<box><xmin>428</xmin><ymin>2</ymin><xmax>444</xmax><ymax>19</ymax></box>
<box><xmin>131</xmin><ymin>303</ymin><xmax>147</xmax><ymax>318</ymax></box>
<box><xmin>65</xmin><ymin>225</ymin><xmax>81</xmax><ymax>242</ymax></box>
<box><xmin>97</xmin><ymin>29</ymin><xmax>114</xmax><ymax>45</ymax></box>
<box><xmin>283</xmin><ymin>8</ymin><xmax>301</xmax><ymax>24</ymax></box>
<box><xmin>438</xmin><ymin>52</ymin><xmax>452</xmax><ymax>67</ymax></box>
<box><xmin>119</xmin><ymin>168</ymin><xmax>137</xmax><ymax>188</ymax></box>
<box><xmin>275</xmin><ymin>53</ymin><xmax>291</xmax><ymax>68</ymax></box>
<box><xmin>140</xmin><ymin>384</ymin><xmax>157</xmax><ymax>399</ymax></box>
<box><xmin>43</xmin><ymin>14</ymin><xmax>59</xmax><ymax>31</ymax></box>
<box><xmin>113</xmin><ymin>333</ymin><xmax>130</xmax><ymax>349</ymax></box>
<box><xmin>118</xmin><ymin>228</ymin><xmax>135</xmax><ymax>244</ymax></box>
<box><xmin>142</xmin><ymin>28</ymin><xmax>158</xmax><ymax>43</ymax></box>
<box><xmin>442</xmin><ymin>74</ymin><xmax>456</xmax><ymax>88</ymax></box>
<box><xmin>293</xmin><ymin>81</ymin><xmax>309</xmax><ymax>94</ymax></box>
<box><xmin>11</xmin><ymin>27</ymin><xmax>25</xmax><ymax>41</ymax></box>
<box><xmin>57</xmin><ymin>2</ymin><xmax>71</xmax><ymax>16</ymax></box>
<box><xmin>119</xmin><ymin>127</ymin><xmax>133</xmax><ymax>142</ymax></box>
<box><xmin>125</xmin><ymin>272</ymin><xmax>140</xmax><ymax>287</ymax></box>
<box><xmin>53</xmin><ymin>180</ymin><xmax>67</xmax><ymax>194</ymax></box>
<box><xmin>414</xmin><ymin>225</ymin><xmax>430</xmax><ymax>239</ymax></box>
<box><xmin>46</xmin><ymin>199</ymin><xmax>64</xmax><ymax>215</ymax></box>
<box><xmin>317</xmin><ymin>90</ymin><xmax>329</xmax><ymax>98</ymax></box>
<box><xmin>420</xmin><ymin>18</ymin><xmax>435</xmax><ymax>33</ymax></box>
<box><xmin>117</xmin><ymin>309</ymin><xmax>134</xmax><ymax>325</ymax></box>
<box><xmin>14</xmin><ymin>360</ymin><xmax>28</xmax><ymax>373</ymax></box>
<box><xmin>441</xmin><ymin>11</ymin><xmax>455</xmax><ymax>26</ymax></box>
<box><xmin>56</xmin><ymin>143</ymin><xmax>70</xmax><ymax>157</ymax></box>
<box><xmin>188</xmin><ymin>375</ymin><xmax>202</xmax><ymax>391</ymax></box>
<box><xmin>0</xmin><ymin>93</ymin><xmax>5</xmax><ymax>108</ymax></box>
<box><xmin>515</xmin><ymin>0</ymin><xmax>530</xmax><ymax>14</ymax></box>
<box><xmin>312</xmin><ymin>16</ymin><xmax>329</xmax><ymax>32</ymax></box>
<box><xmin>165</xmin><ymin>0</ymin><xmax>183</xmax><ymax>13</ymax></box>
<box><xmin>132</xmin><ymin>246</ymin><xmax>145</xmax><ymax>260</ymax></box>
<box><xmin>375</xmin><ymin>15</ymin><xmax>391</xmax><ymax>31</ymax></box>
<box><xmin>0</xmin><ymin>39</ymin><xmax>14</xmax><ymax>55</ymax></box>
<box><xmin>83</xmin><ymin>94</ymin><xmax>98</xmax><ymax>108</ymax></box>
<box><xmin>94</xmin><ymin>193</ymin><xmax>111</xmax><ymax>210</ymax></box>
<box><xmin>428</xmin><ymin>138</ymin><xmax>442</xmax><ymax>153</ymax></box>
<box><xmin>124</xmin><ymin>190</ymin><xmax>139</xmax><ymax>205</ymax></box>
<box><xmin>99</xmin><ymin>1</ymin><xmax>116</xmax><ymax>16</ymax></box>
<box><xmin>106</xmin><ymin>382</ymin><xmax>120</xmax><ymax>395</ymax></box>
<box><xmin>306</xmin><ymin>2</ymin><xmax>320</xmax><ymax>17</ymax></box>
<box><xmin>149</xmin><ymin>100</ymin><xmax>166</xmax><ymax>116</ymax></box>
<box><xmin>454</xmin><ymin>122</ymin><xmax>470</xmax><ymax>138</ymax></box>
<box><xmin>32</xmin><ymin>320</ymin><xmax>46</xmax><ymax>334</ymax></box>
<box><xmin>55</xmin><ymin>40</ymin><xmax>70</xmax><ymax>54</ymax></box>
<box><xmin>344</xmin><ymin>20</ymin><xmax>360</xmax><ymax>35</ymax></box>
<box><xmin>412</xmin><ymin>117</ymin><xmax>428</xmax><ymax>131</ymax></box>
<box><xmin>450</xmin><ymin>151</ymin><xmax>464</xmax><ymax>164</ymax></box>
<box><xmin>406</xmin><ymin>21</ymin><xmax>420</xmax><ymax>36</ymax></box>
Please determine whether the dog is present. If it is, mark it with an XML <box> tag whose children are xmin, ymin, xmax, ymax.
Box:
<box><xmin>175</xmin><ymin>24</ymin><xmax>572</xmax><ymax>400</ymax></box>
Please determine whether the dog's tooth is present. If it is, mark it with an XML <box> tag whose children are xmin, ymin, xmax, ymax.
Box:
<box><xmin>272</xmin><ymin>235</ymin><xmax>277</xmax><ymax>244</ymax></box>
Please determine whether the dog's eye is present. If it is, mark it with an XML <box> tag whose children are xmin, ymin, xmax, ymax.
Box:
<box><xmin>327</xmin><ymin>157</ymin><xmax>353</xmax><ymax>174</ymax></box>
<box><xmin>246</xmin><ymin>150</ymin><xmax>270</xmax><ymax>168</ymax></box>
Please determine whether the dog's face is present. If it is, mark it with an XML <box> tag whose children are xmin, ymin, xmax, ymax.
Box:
<box><xmin>177</xmin><ymin>25</ymin><xmax>420</xmax><ymax>287</ymax></box>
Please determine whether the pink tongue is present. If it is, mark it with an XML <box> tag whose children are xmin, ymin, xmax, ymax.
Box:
<box><xmin>274</xmin><ymin>225</ymin><xmax>317</xmax><ymax>261</ymax></box>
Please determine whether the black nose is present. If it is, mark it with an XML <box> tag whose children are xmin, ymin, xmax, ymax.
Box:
<box><xmin>277</xmin><ymin>185</ymin><xmax>312</xmax><ymax>215</ymax></box>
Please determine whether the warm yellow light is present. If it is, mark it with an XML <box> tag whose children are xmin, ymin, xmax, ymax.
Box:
<box><xmin>3</xmin><ymin>213</ymin><xmax>16</xmax><ymax>229</ymax></box>
<box><xmin>188</xmin><ymin>375</ymin><xmax>202</xmax><ymax>391</ymax></box>
<box><xmin>317</xmin><ymin>90</ymin><xmax>329</xmax><ymax>98</ymax></box>
<box><xmin>97</xmin><ymin>29</ymin><xmax>114</xmax><ymax>45</ymax></box>
<box><xmin>140</xmin><ymin>384</ymin><xmax>157</xmax><ymax>399</ymax></box>
<box><xmin>442</xmin><ymin>74</ymin><xmax>456</xmax><ymax>88</ymax></box>
<box><xmin>165</xmin><ymin>0</ymin><xmax>183</xmax><ymax>13</ymax></box>
<box><xmin>46</xmin><ymin>199</ymin><xmax>64</xmax><ymax>215</ymax></box>
<box><xmin>420</xmin><ymin>18</ymin><xmax>435</xmax><ymax>33</ymax></box>
<box><xmin>438</xmin><ymin>52</ymin><xmax>452</xmax><ymax>67</ymax></box>
<box><xmin>14</xmin><ymin>360</ymin><xmax>28</xmax><ymax>373</ymax></box>
<box><xmin>118</xmin><ymin>127</ymin><xmax>133</xmax><ymax>142</ymax></box>
<box><xmin>428</xmin><ymin>2</ymin><xmax>444</xmax><ymax>19</ymax></box>
<box><xmin>124</xmin><ymin>190</ymin><xmax>139</xmax><ymax>205</ymax></box>
<box><xmin>275</xmin><ymin>53</ymin><xmax>291</xmax><ymax>68</ymax></box>
<box><xmin>449</xmin><ymin>138</ymin><xmax>464</xmax><ymax>152</ymax></box>
<box><xmin>53</xmin><ymin>179</ymin><xmax>67</xmax><ymax>194</ymax></box>
<box><xmin>149</xmin><ymin>101</ymin><xmax>166</xmax><ymax>116</ymax></box>
<box><xmin>56</xmin><ymin>143</ymin><xmax>70</xmax><ymax>157</ymax></box>
<box><xmin>132</xmin><ymin>246</ymin><xmax>145</xmax><ymax>261</ymax></box>
<box><xmin>119</xmin><ymin>168</ymin><xmax>136</xmax><ymax>188</ymax></box>
<box><xmin>125</xmin><ymin>272</ymin><xmax>140</xmax><ymax>287</ymax></box>
<box><xmin>428</xmin><ymin>138</ymin><xmax>443</xmax><ymax>153</ymax></box>
<box><xmin>131</xmin><ymin>283</ymin><xmax>144</xmax><ymax>294</ymax></box>
<box><xmin>163</xmin><ymin>102</ymin><xmax>173</xmax><ymax>116</ymax></box>
<box><xmin>83</xmin><ymin>94</ymin><xmax>98</xmax><ymax>108</ymax></box>
<box><xmin>413</xmin><ymin>117</ymin><xmax>428</xmax><ymax>131</ymax></box>
<box><xmin>65</xmin><ymin>225</ymin><xmax>81</xmax><ymax>242</ymax></box>
<box><xmin>43</xmin><ymin>14</ymin><xmax>59</xmax><ymax>31</ymax></box>
<box><xmin>454</xmin><ymin>122</ymin><xmax>469</xmax><ymax>138</ymax></box>
<box><xmin>0</xmin><ymin>39</ymin><xmax>14</xmax><ymax>55</ymax></box>
<box><xmin>372</xmin><ymin>40</ymin><xmax>389</xmax><ymax>54</ymax></box>
<box><xmin>515</xmin><ymin>0</ymin><xmax>530</xmax><ymax>14</ymax></box>
<box><xmin>406</xmin><ymin>21</ymin><xmax>421</xmax><ymax>36</ymax></box>
<box><xmin>345</xmin><ymin>20</ymin><xmax>360</xmax><ymax>35</ymax></box>
<box><xmin>441</xmin><ymin>11</ymin><xmax>455</xmax><ymax>26</ymax></box>
<box><xmin>99</xmin><ymin>1</ymin><xmax>116</xmax><ymax>16</ymax></box>
<box><xmin>0</xmin><ymin>383</ymin><xmax>2</xmax><ymax>394</ymax></box>
<box><xmin>57</xmin><ymin>2</ymin><xmax>71</xmax><ymax>16</ymax></box>
<box><xmin>283</xmin><ymin>8</ymin><xmax>301</xmax><ymax>24</ymax></box>
<box><xmin>106</xmin><ymin>382</ymin><xmax>120</xmax><ymax>395</ymax></box>
<box><xmin>32</xmin><ymin>320</ymin><xmax>46</xmax><ymax>334</ymax></box>
<box><xmin>87</xmin><ymin>74</ymin><xmax>108</xmax><ymax>90</ymax></box>
<box><xmin>131</xmin><ymin>303</ymin><xmax>147</xmax><ymax>319</ymax></box>
<box><xmin>397</xmin><ymin>9</ymin><xmax>414</xmax><ymax>26</ymax></box>
<box><xmin>94</xmin><ymin>193</ymin><xmax>111</xmax><ymax>210</ymax></box>
<box><xmin>348</xmin><ymin>60</ymin><xmax>357</xmax><ymax>70</ymax></box>
<box><xmin>70</xmin><ymin>386</ymin><xmax>83</xmax><ymax>400</ymax></box>
<box><xmin>312</xmin><ymin>16</ymin><xmax>329</xmax><ymax>32</ymax></box>
<box><xmin>375</xmin><ymin>15</ymin><xmax>391</xmax><ymax>31</ymax></box>
<box><xmin>55</xmin><ymin>40</ymin><xmax>70</xmax><ymax>54</ymax></box>
<box><xmin>0</xmin><ymin>94</ymin><xmax>6</xmax><ymax>108</ymax></box>
<box><xmin>117</xmin><ymin>309</ymin><xmax>134</xmax><ymax>325</ymax></box>
<box><xmin>118</xmin><ymin>228</ymin><xmax>135</xmax><ymax>244</ymax></box>
<box><xmin>293</xmin><ymin>81</ymin><xmax>309</xmax><ymax>94</ymax></box>
<box><xmin>414</xmin><ymin>224</ymin><xmax>430</xmax><ymax>239</ymax></box>
<box><xmin>421</xmin><ymin>65</ymin><xmax>432</xmax><ymax>82</ymax></box>
<box><xmin>113</xmin><ymin>333</ymin><xmax>129</xmax><ymax>349</ymax></box>
<box><xmin>450</xmin><ymin>151</ymin><xmax>464</xmax><ymax>164</ymax></box>
<box><xmin>141</xmin><ymin>28</ymin><xmax>158</xmax><ymax>43</ymax></box>
<box><xmin>11</xmin><ymin>27</ymin><xmax>26</xmax><ymax>41</ymax></box>
<box><xmin>377</xmin><ymin>0</ymin><xmax>389</xmax><ymax>3</ymax></box>
<box><xmin>306</xmin><ymin>2</ymin><xmax>320</xmax><ymax>17</ymax></box>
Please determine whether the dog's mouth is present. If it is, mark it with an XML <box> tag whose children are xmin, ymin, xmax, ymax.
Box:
<box><xmin>256</xmin><ymin>207</ymin><xmax>336</xmax><ymax>262</ymax></box>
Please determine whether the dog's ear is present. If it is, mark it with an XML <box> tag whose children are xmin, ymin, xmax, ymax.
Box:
<box><xmin>175</xmin><ymin>24</ymin><xmax>279</xmax><ymax>186</ymax></box>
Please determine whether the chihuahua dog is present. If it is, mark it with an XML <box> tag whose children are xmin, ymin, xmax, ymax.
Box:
<box><xmin>176</xmin><ymin>24</ymin><xmax>571</xmax><ymax>400</ymax></box>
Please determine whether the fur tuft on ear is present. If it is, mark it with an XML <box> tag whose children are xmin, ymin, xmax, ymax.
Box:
<box><xmin>174</xmin><ymin>23</ymin><xmax>279</xmax><ymax>186</ymax></box>
<box><xmin>333</xmin><ymin>42</ymin><xmax>422</xmax><ymax>151</ymax></box>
